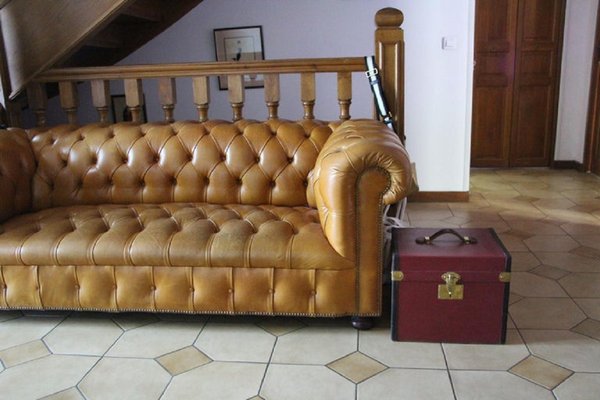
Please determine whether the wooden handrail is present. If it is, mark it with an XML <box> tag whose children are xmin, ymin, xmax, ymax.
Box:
<box><xmin>33</xmin><ymin>57</ymin><xmax>366</xmax><ymax>82</ymax></box>
<box><xmin>15</xmin><ymin>7</ymin><xmax>404</xmax><ymax>133</ymax></box>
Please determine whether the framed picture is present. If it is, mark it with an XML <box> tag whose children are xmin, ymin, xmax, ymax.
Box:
<box><xmin>214</xmin><ymin>25</ymin><xmax>264</xmax><ymax>90</ymax></box>
<box><xmin>111</xmin><ymin>94</ymin><xmax>147</xmax><ymax>123</ymax></box>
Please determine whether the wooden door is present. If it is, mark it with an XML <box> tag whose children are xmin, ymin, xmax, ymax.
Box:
<box><xmin>471</xmin><ymin>0</ymin><xmax>518</xmax><ymax>167</ymax></box>
<box><xmin>471</xmin><ymin>0</ymin><xmax>566</xmax><ymax>167</ymax></box>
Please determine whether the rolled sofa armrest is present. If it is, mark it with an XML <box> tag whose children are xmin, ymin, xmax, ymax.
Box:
<box><xmin>0</xmin><ymin>129</ymin><xmax>36</xmax><ymax>223</ymax></box>
<box><xmin>307</xmin><ymin>119</ymin><xmax>412</xmax><ymax>259</ymax></box>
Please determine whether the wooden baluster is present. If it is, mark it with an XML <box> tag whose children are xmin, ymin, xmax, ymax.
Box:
<box><xmin>264</xmin><ymin>74</ymin><xmax>280</xmax><ymax>120</ymax></box>
<box><xmin>27</xmin><ymin>83</ymin><xmax>47</xmax><ymax>127</ymax></box>
<box><xmin>301</xmin><ymin>72</ymin><xmax>315</xmax><ymax>120</ymax></box>
<box><xmin>59</xmin><ymin>81</ymin><xmax>78</xmax><ymax>125</ymax></box>
<box><xmin>5</xmin><ymin>100</ymin><xmax>22</xmax><ymax>128</ymax></box>
<box><xmin>91</xmin><ymin>80</ymin><xmax>110</xmax><ymax>123</ymax></box>
<box><xmin>228</xmin><ymin>75</ymin><xmax>244</xmax><ymax>121</ymax></box>
<box><xmin>337</xmin><ymin>72</ymin><xmax>352</xmax><ymax>121</ymax></box>
<box><xmin>158</xmin><ymin>77</ymin><xmax>177</xmax><ymax>123</ymax></box>
<box><xmin>375</xmin><ymin>7</ymin><xmax>405</xmax><ymax>142</ymax></box>
<box><xmin>124</xmin><ymin>79</ymin><xmax>144</xmax><ymax>123</ymax></box>
<box><xmin>192</xmin><ymin>76</ymin><xmax>210</xmax><ymax>122</ymax></box>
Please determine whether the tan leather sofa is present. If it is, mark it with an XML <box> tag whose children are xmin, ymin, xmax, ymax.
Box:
<box><xmin>0</xmin><ymin>118</ymin><xmax>411</xmax><ymax>326</ymax></box>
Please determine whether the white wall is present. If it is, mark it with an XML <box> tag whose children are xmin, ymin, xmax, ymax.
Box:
<box><xmin>26</xmin><ymin>0</ymin><xmax>477</xmax><ymax>192</ymax></box>
<box><xmin>556</xmin><ymin>0</ymin><xmax>598</xmax><ymax>163</ymax></box>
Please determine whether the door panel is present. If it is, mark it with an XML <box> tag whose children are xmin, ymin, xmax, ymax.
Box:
<box><xmin>471</xmin><ymin>0</ymin><xmax>517</xmax><ymax>167</ymax></box>
<box><xmin>510</xmin><ymin>0</ymin><xmax>565</xmax><ymax>166</ymax></box>
<box><xmin>471</xmin><ymin>0</ymin><xmax>566</xmax><ymax>167</ymax></box>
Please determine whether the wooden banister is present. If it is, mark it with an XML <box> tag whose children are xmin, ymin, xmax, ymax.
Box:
<box><xmin>34</xmin><ymin>58</ymin><xmax>366</xmax><ymax>82</ymax></box>
<box><xmin>17</xmin><ymin>8</ymin><xmax>404</xmax><ymax>130</ymax></box>
<box><xmin>375</xmin><ymin>7</ymin><xmax>405</xmax><ymax>142</ymax></box>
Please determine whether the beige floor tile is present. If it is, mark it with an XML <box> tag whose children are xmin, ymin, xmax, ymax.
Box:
<box><xmin>507</xmin><ymin>220</ymin><xmax>566</xmax><ymax>235</ymax></box>
<box><xmin>261</xmin><ymin>364</ymin><xmax>355</xmax><ymax>400</ymax></box>
<box><xmin>327</xmin><ymin>351</ymin><xmax>386</xmax><ymax>383</ymax></box>
<box><xmin>481</xmin><ymin>190</ymin><xmax>522</xmax><ymax>201</ymax></box>
<box><xmin>111</xmin><ymin>313</ymin><xmax>160</xmax><ymax>331</ymax></box>
<box><xmin>509</xmin><ymin>292</ymin><xmax>524</xmax><ymax>305</ymax></box>
<box><xmin>359</xmin><ymin>368</ymin><xmax>454</xmax><ymax>400</ymax></box>
<box><xmin>256</xmin><ymin>317</ymin><xmax>305</xmax><ymax>336</ymax></box>
<box><xmin>0</xmin><ymin>316</ymin><xmax>63</xmax><ymax>351</ymax></box>
<box><xmin>359</xmin><ymin>328</ymin><xmax>446</xmax><ymax>369</ymax></box>
<box><xmin>535</xmin><ymin>252</ymin><xmax>600</xmax><ymax>273</ymax></box>
<box><xmin>570</xmin><ymin>245</ymin><xmax>600</xmax><ymax>260</ymax></box>
<box><xmin>79</xmin><ymin>358</ymin><xmax>170</xmax><ymax>400</ymax></box>
<box><xmin>406</xmin><ymin>207</ymin><xmax>454</xmax><ymax>221</ymax></box>
<box><xmin>510</xmin><ymin>355</ymin><xmax>572</xmax><ymax>389</ymax></box>
<box><xmin>533</xmin><ymin>197</ymin><xmax>577</xmax><ymax>211</ymax></box>
<box><xmin>572</xmin><ymin>319</ymin><xmax>600</xmax><ymax>341</ymax></box>
<box><xmin>163</xmin><ymin>361</ymin><xmax>265</xmax><ymax>400</ymax></box>
<box><xmin>524</xmin><ymin>235</ymin><xmax>580</xmax><ymax>252</ymax></box>
<box><xmin>195</xmin><ymin>322</ymin><xmax>275</xmax><ymax>362</ymax></box>
<box><xmin>271</xmin><ymin>325</ymin><xmax>356</xmax><ymax>365</ymax></box>
<box><xmin>44</xmin><ymin>316</ymin><xmax>123</xmax><ymax>356</ymax></box>
<box><xmin>0</xmin><ymin>355</ymin><xmax>98</xmax><ymax>400</ymax></box>
<box><xmin>40</xmin><ymin>387</ymin><xmax>85</xmax><ymax>400</ymax></box>
<box><xmin>574</xmin><ymin>299</ymin><xmax>600</xmax><ymax>321</ymax></box>
<box><xmin>561</xmin><ymin>222</ymin><xmax>600</xmax><ymax>236</ymax></box>
<box><xmin>443</xmin><ymin>330</ymin><xmax>529</xmax><ymax>371</ymax></box>
<box><xmin>517</xmin><ymin>189</ymin><xmax>564</xmax><ymax>200</ymax></box>
<box><xmin>448</xmin><ymin>208</ymin><xmax>504</xmax><ymax>222</ymax></box>
<box><xmin>510</xmin><ymin>298</ymin><xmax>586</xmax><ymax>329</ymax></box>
<box><xmin>531</xmin><ymin>265</ymin><xmax>570</xmax><ymax>280</ymax></box>
<box><xmin>499</xmin><ymin>207</ymin><xmax>548</xmax><ymax>221</ymax></box>
<box><xmin>543</xmin><ymin>208</ymin><xmax>600</xmax><ymax>225</ymax></box>
<box><xmin>521</xmin><ymin>330</ymin><xmax>600</xmax><ymax>372</ymax></box>
<box><xmin>0</xmin><ymin>339</ymin><xmax>50</xmax><ymax>367</ymax></box>
<box><xmin>106</xmin><ymin>321</ymin><xmax>203</xmax><ymax>358</ymax></box>
<box><xmin>560</xmin><ymin>273</ymin><xmax>600</xmax><ymax>298</ymax></box>
<box><xmin>157</xmin><ymin>346</ymin><xmax>211</xmax><ymax>375</ymax></box>
<box><xmin>510</xmin><ymin>252</ymin><xmax>541</xmax><ymax>272</ymax></box>
<box><xmin>572</xmin><ymin>234</ymin><xmax>600</xmax><ymax>251</ymax></box>
<box><xmin>498</xmin><ymin>233</ymin><xmax>530</xmax><ymax>252</ymax></box>
<box><xmin>451</xmin><ymin>370</ymin><xmax>555</xmax><ymax>400</ymax></box>
<box><xmin>406</xmin><ymin>220</ymin><xmax>461</xmax><ymax>229</ymax></box>
<box><xmin>554</xmin><ymin>373</ymin><xmax>600</xmax><ymax>400</ymax></box>
<box><xmin>561</xmin><ymin>189</ymin><xmax>600</xmax><ymax>204</ymax></box>
<box><xmin>510</xmin><ymin>272</ymin><xmax>569</xmax><ymax>298</ymax></box>
<box><xmin>460</xmin><ymin>219</ymin><xmax>511</xmax><ymax>233</ymax></box>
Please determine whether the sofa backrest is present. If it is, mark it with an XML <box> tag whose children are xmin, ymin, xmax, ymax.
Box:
<box><xmin>28</xmin><ymin>119</ymin><xmax>334</xmax><ymax>210</ymax></box>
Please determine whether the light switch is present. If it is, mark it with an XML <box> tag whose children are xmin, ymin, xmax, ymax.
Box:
<box><xmin>442</xmin><ymin>36</ymin><xmax>457</xmax><ymax>50</ymax></box>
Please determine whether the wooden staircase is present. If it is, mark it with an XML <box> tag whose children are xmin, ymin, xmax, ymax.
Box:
<box><xmin>0</xmin><ymin>0</ymin><xmax>203</xmax><ymax>103</ymax></box>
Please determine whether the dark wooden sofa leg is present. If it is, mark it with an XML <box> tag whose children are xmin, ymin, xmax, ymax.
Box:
<box><xmin>351</xmin><ymin>316</ymin><xmax>374</xmax><ymax>330</ymax></box>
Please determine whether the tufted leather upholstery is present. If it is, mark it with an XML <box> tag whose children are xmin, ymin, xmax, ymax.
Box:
<box><xmin>0</xmin><ymin>119</ymin><xmax>411</xmax><ymax>317</ymax></box>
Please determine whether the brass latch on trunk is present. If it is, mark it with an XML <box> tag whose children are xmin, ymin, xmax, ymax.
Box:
<box><xmin>438</xmin><ymin>271</ymin><xmax>463</xmax><ymax>300</ymax></box>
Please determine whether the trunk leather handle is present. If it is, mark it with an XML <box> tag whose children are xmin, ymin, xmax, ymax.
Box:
<box><xmin>416</xmin><ymin>229</ymin><xmax>477</xmax><ymax>245</ymax></box>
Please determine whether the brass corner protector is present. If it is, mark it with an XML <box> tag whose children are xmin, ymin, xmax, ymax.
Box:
<box><xmin>391</xmin><ymin>271</ymin><xmax>404</xmax><ymax>282</ymax></box>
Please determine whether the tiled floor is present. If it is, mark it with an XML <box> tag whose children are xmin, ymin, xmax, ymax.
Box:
<box><xmin>2</xmin><ymin>168</ymin><xmax>600</xmax><ymax>399</ymax></box>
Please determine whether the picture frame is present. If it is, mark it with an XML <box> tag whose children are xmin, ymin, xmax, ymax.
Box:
<box><xmin>214</xmin><ymin>25</ymin><xmax>265</xmax><ymax>90</ymax></box>
<box><xmin>111</xmin><ymin>94</ymin><xmax>147</xmax><ymax>123</ymax></box>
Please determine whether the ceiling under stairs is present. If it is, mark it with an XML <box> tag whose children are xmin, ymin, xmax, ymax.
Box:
<box><xmin>0</xmin><ymin>0</ymin><xmax>203</xmax><ymax>100</ymax></box>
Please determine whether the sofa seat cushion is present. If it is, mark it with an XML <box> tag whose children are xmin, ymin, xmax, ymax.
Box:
<box><xmin>0</xmin><ymin>203</ymin><xmax>353</xmax><ymax>269</ymax></box>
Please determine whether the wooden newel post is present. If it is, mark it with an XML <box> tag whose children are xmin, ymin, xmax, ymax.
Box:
<box><xmin>375</xmin><ymin>7</ymin><xmax>405</xmax><ymax>143</ymax></box>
